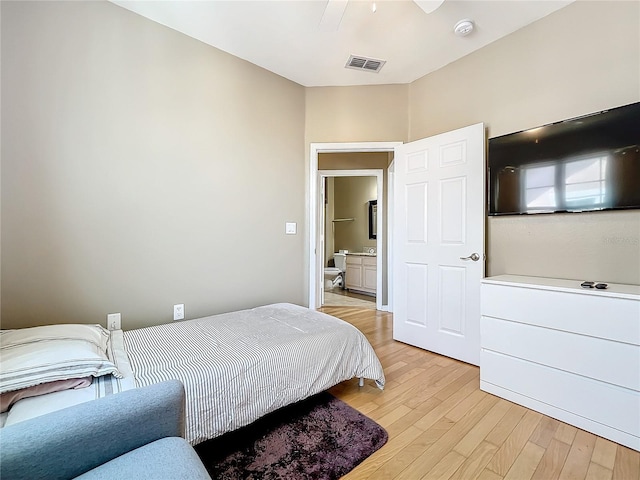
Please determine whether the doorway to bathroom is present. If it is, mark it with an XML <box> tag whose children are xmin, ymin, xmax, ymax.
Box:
<box><xmin>319</xmin><ymin>170</ymin><xmax>382</xmax><ymax>309</ymax></box>
<box><xmin>307</xmin><ymin>142</ymin><xmax>402</xmax><ymax>311</ymax></box>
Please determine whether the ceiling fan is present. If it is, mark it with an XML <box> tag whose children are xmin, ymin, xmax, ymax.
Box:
<box><xmin>319</xmin><ymin>0</ymin><xmax>445</xmax><ymax>31</ymax></box>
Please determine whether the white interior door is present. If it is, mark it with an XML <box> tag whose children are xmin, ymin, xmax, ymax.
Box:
<box><xmin>393</xmin><ymin>123</ymin><xmax>485</xmax><ymax>366</ymax></box>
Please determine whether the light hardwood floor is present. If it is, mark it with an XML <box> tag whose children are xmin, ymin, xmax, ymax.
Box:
<box><xmin>323</xmin><ymin>288</ymin><xmax>377</xmax><ymax>309</ymax></box>
<box><xmin>322</xmin><ymin>306</ymin><xmax>640</xmax><ymax>480</ymax></box>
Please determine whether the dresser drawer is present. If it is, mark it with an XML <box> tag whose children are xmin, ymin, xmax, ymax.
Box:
<box><xmin>482</xmin><ymin>316</ymin><xmax>640</xmax><ymax>390</ymax></box>
<box><xmin>481</xmin><ymin>283</ymin><xmax>640</xmax><ymax>344</ymax></box>
<box><xmin>481</xmin><ymin>350</ymin><xmax>640</xmax><ymax>439</ymax></box>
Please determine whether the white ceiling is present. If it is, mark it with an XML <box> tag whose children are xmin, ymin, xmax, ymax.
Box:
<box><xmin>111</xmin><ymin>0</ymin><xmax>574</xmax><ymax>87</ymax></box>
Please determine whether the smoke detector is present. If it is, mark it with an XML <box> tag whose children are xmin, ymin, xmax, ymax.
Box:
<box><xmin>454</xmin><ymin>19</ymin><xmax>474</xmax><ymax>37</ymax></box>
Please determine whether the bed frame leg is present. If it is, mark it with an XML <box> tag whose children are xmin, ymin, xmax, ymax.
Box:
<box><xmin>358</xmin><ymin>377</ymin><xmax>364</xmax><ymax>388</ymax></box>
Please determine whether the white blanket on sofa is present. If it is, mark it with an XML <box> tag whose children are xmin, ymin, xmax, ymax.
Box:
<box><xmin>2</xmin><ymin>329</ymin><xmax>136</xmax><ymax>427</ymax></box>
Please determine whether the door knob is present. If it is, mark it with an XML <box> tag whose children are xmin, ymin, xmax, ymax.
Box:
<box><xmin>460</xmin><ymin>253</ymin><xmax>480</xmax><ymax>261</ymax></box>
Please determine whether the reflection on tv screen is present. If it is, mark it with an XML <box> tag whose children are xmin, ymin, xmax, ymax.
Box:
<box><xmin>488</xmin><ymin>102</ymin><xmax>640</xmax><ymax>215</ymax></box>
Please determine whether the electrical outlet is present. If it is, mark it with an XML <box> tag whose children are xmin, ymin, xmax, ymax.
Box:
<box><xmin>285</xmin><ymin>222</ymin><xmax>297</xmax><ymax>235</ymax></box>
<box><xmin>107</xmin><ymin>313</ymin><xmax>121</xmax><ymax>331</ymax></box>
<box><xmin>173</xmin><ymin>304</ymin><xmax>185</xmax><ymax>321</ymax></box>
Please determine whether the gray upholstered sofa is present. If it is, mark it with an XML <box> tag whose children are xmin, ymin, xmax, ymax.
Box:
<box><xmin>0</xmin><ymin>380</ymin><xmax>211</xmax><ymax>480</ymax></box>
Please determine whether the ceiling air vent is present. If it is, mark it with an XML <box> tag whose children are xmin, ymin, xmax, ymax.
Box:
<box><xmin>345</xmin><ymin>55</ymin><xmax>386</xmax><ymax>73</ymax></box>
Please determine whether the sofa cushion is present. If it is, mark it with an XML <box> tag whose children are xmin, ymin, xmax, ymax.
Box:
<box><xmin>73</xmin><ymin>437</ymin><xmax>211</xmax><ymax>480</ymax></box>
<box><xmin>0</xmin><ymin>381</ymin><xmax>188</xmax><ymax>480</ymax></box>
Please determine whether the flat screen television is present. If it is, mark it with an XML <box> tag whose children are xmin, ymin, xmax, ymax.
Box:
<box><xmin>488</xmin><ymin>102</ymin><xmax>640</xmax><ymax>216</ymax></box>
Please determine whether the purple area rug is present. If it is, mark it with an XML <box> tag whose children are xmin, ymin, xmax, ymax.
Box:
<box><xmin>195</xmin><ymin>391</ymin><xmax>388</xmax><ymax>480</ymax></box>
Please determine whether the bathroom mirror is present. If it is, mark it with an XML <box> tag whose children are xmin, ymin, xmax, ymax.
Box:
<box><xmin>368</xmin><ymin>200</ymin><xmax>377</xmax><ymax>240</ymax></box>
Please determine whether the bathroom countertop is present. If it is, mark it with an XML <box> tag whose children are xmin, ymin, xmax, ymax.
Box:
<box><xmin>346</xmin><ymin>252</ymin><xmax>376</xmax><ymax>257</ymax></box>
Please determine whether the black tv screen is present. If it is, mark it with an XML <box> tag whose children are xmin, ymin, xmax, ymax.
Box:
<box><xmin>488</xmin><ymin>102</ymin><xmax>640</xmax><ymax>216</ymax></box>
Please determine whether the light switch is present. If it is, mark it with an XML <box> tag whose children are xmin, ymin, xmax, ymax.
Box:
<box><xmin>285</xmin><ymin>222</ymin><xmax>297</xmax><ymax>235</ymax></box>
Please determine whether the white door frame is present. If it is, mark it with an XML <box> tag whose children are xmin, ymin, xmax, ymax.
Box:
<box><xmin>387</xmin><ymin>159</ymin><xmax>395</xmax><ymax>313</ymax></box>
<box><xmin>308</xmin><ymin>142</ymin><xmax>402</xmax><ymax>310</ymax></box>
<box><xmin>319</xmin><ymin>169</ymin><xmax>383</xmax><ymax>310</ymax></box>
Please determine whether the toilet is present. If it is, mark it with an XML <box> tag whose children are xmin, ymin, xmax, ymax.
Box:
<box><xmin>324</xmin><ymin>252</ymin><xmax>347</xmax><ymax>289</ymax></box>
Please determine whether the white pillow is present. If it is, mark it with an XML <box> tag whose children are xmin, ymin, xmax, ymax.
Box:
<box><xmin>0</xmin><ymin>324</ymin><xmax>123</xmax><ymax>394</ymax></box>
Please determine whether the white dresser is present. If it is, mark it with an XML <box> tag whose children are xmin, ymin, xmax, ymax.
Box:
<box><xmin>480</xmin><ymin>275</ymin><xmax>640</xmax><ymax>451</ymax></box>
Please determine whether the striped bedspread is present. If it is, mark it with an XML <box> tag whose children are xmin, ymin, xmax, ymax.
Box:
<box><xmin>123</xmin><ymin>303</ymin><xmax>385</xmax><ymax>445</ymax></box>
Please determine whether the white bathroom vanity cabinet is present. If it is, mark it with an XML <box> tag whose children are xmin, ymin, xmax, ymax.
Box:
<box><xmin>345</xmin><ymin>254</ymin><xmax>377</xmax><ymax>296</ymax></box>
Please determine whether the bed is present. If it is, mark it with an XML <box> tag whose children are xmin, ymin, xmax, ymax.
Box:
<box><xmin>1</xmin><ymin>303</ymin><xmax>385</xmax><ymax>445</ymax></box>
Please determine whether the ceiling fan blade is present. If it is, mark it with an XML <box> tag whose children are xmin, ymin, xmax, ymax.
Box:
<box><xmin>319</xmin><ymin>0</ymin><xmax>348</xmax><ymax>32</ymax></box>
<box><xmin>413</xmin><ymin>0</ymin><xmax>445</xmax><ymax>15</ymax></box>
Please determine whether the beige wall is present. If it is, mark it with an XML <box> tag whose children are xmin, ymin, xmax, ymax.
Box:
<box><xmin>332</xmin><ymin>177</ymin><xmax>377</xmax><ymax>255</ymax></box>
<box><xmin>2</xmin><ymin>1</ymin><xmax>639</xmax><ymax>331</ymax></box>
<box><xmin>319</xmin><ymin>152</ymin><xmax>392</xmax><ymax>171</ymax></box>
<box><xmin>305</xmin><ymin>85</ymin><xmax>409</xmax><ymax>145</ymax></box>
<box><xmin>1</xmin><ymin>1</ymin><xmax>306</xmax><ymax>329</ymax></box>
<box><xmin>409</xmin><ymin>2</ymin><xmax>639</xmax><ymax>141</ymax></box>
<box><xmin>409</xmin><ymin>0</ymin><xmax>640</xmax><ymax>284</ymax></box>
